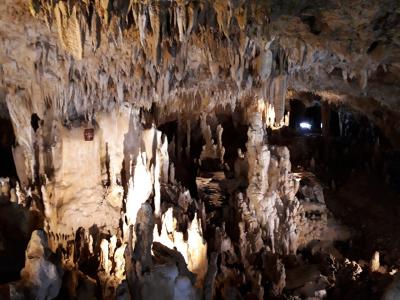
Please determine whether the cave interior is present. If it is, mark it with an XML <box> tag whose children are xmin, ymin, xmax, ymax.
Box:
<box><xmin>0</xmin><ymin>0</ymin><xmax>400</xmax><ymax>299</ymax></box>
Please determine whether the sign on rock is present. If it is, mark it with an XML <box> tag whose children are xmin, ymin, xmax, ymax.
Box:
<box><xmin>84</xmin><ymin>128</ymin><xmax>94</xmax><ymax>141</ymax></box>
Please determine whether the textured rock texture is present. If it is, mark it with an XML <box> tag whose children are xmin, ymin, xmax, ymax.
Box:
<box><xmin>10</xmin><ymin>230</ymin><xmax>63</xmax><ymax>300</ymax></box>
<box><xmin>0</xmin><ymin>0</ymin><xmax>399</xmax><ymax>299</ymax></box>
<box><xmin>1</xmin><ymin>0</ymin><xmax>399</xmax><ymax>140</ymax></box>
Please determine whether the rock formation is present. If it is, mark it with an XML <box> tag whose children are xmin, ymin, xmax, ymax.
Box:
<box><xmin>10</xmin><ymin>230</ymin><xmax>63</xmax><ymax>300</ymax></box>
<box><xmin>0</xmin><ymin>0</ymin><xmax>399</xmax><ymax>299</ymax></box>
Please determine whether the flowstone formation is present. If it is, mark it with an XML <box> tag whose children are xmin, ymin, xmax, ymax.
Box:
<box><xmin>0</xmin><ymin>0</ymin><xmax>400</xmax><ymax>299</ymax></box>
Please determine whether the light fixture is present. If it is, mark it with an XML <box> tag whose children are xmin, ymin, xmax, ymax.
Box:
<box><xmin>300</xmin><ymin>122</ymin><xmax>312</xmax><ymax>130</ymax></box>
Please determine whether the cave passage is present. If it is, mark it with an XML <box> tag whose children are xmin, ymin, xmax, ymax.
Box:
<box><xmin>0</xmin><ymin>114</ymin><xmax>42</xmax><ymax>284</ymax></box>
<box><xmin>0</xmin><ymin>117</ymin><xmax>17</xmax><ymax>179</ymax></box>
<box><xmin>1</xmin><ymin>1</ymin><xmax>400</xmax><ymax>299</ymax></box>
<box><xmin>1</xmin><ymin>98</ymin><xmax>400</xmax><ymax>299</ymax></box>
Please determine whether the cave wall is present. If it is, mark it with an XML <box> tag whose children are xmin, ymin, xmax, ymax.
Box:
<box><xmin>0</xmin><ymin>0</ymin><xmax>399</xmax><ymax>299</ymax></box>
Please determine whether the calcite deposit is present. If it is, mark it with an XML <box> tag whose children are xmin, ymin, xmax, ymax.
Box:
<box><xmin>0</xmin><ymin>0</ymin><xmax>399</xmax><ymax>299</ymax></box>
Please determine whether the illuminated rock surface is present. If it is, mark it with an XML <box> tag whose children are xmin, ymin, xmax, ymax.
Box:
<box><xmin>0</xmin><ymin>0</ymin><xmax>399</xmax><ymax>299</ymax></box>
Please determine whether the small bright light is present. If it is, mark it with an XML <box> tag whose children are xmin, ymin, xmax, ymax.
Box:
<box><xmin>300</xmin><ymin>122</ymin><xmax>312</xmax><ymax>130</ymax></box>
<box><xmin>320</xmin><ymin>123</ymin><xmax>323</xmax><ymax>128</ymax></box>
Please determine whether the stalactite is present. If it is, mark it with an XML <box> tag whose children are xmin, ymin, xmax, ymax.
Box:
<box><xmin>2</xmin><ymin>0</ymin><xmax>399</xmax><ymax>299</ymax></box>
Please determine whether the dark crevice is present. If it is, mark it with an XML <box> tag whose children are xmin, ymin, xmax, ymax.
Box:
<box><xmin>367</xmin><ymin>41</ymin><xmax>380</xmax><ymax>54</ymax></box>
<box><xmin>0</xmin><ymin>118</ymin><xmax>17</xmax><ymax>179</ymax></box>
<box><xmin>300</xmin><ymin>15</ymin><xmax>321</xmax><ymax>35</ymax></box>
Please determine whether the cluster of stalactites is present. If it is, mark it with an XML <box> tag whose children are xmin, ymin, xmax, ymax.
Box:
<box><xmin>31</xmin><ymin>0</ymin><xmax>269</xmax><ymax>59</ymax></box>
<box><xmin>19</xmin><ymin>0</ymin><xmax>293</xmax><ymax>124</ymax></box>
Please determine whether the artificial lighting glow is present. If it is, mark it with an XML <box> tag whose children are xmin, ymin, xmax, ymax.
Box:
<box><xmin>300</xmin><ymin>122</ymin><xmax>312</xmax><ymax>130</ymax></box>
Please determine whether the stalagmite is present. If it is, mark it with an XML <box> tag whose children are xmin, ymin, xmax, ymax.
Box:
<box><xmin>0</xmin><ymin>177</ymin><xmax>10</xmax><ymax>198</ymax></box>
<box><xmin>125</xmin><ymin>151</ymin><xmax>152</xmax><ymax>225</ymax></box>
<box><xmin>16</xmin><ymin>230</ymin><xmax>63</xmax><ymax>300</ymax></box>
<box><xmin>154</xmin><ymin>207</ymin><xmax>208</xmax><ymax>286</ymax></box>
<box><xmin>114</xmin><ymin>244</ymin><xmax>126</xmax><ymax>281</ymax></box>
<box><xmin>100</xmin><ymin>238</ymin><xmax>111</xmax><ymax>274</ymax></box>
<box><xmin>187</xmin><ymin>213</ymin><xmax>208</xmax><ymax>287</ymax></box>
<box><xmin>370</xmin><ymin>251</ymin><xmax>380</xmax><ymax>272</ymax></box>
<box><xmin>109</xmin><ymin>235</ymin><xmax>117</xmax><ymax>260</ymax></box>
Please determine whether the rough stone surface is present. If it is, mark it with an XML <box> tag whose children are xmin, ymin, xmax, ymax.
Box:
<box><xmin>0</xmin><ymin>0</ymin><xmax>399</xmax><ymax>299</ymax></box>
<box><xmin>17</xmin><ymin>230</ymin><xmax>62</xmax><ymax>300</ymax></box>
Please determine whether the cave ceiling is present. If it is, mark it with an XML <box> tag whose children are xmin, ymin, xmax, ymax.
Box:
<box><xmin>0</xmin><ymin>0</ymin><xmax>399</xmax><ymax>144</ymax></box>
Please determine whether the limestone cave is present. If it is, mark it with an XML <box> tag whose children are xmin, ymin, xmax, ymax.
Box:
<box><xmin>0</xmin><ymin>0</ymin><xmax>399</xmax><ymax>299</ymax></box>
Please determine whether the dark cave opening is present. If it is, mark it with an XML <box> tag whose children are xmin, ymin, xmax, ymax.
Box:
<box><xmin>0</xmin><ymin>204</ymin><xmax>43</xmax><ymax>284</ymax></box>
<box><xmin>0</xmin><ymin>113</ymin><xmax>42</xmax><ymax>284</ymax></box>
<box><xmin>0</xmin><ymin>117</ymin><xmax>17</xmax><ymax>179</ymax></box>
<box><xmin>30</xmin><ymin>113</ymin><xmax>41</xmax><ymax>133</ymax></box>
<box><xmin>286</xmin><ymin>100</ymin><xmax>397</xmax><ymax>187</ymax></box>
<box><xmin>289</xmin><ymin>99</ymin><xmax>306</xmax><ymax>129</ymax></box>
<box><xmin>289</xmin><ymin>99</ymin><xmax>322</xmax><ymax>134</ymax></box>
<box><xmin>329</xmin><ymin>108</ymin><xmax>341</xmax><ymax>137</ymax></box>
<box><xmin>157</xmin><ymin>120</ymin><xmax>177</xmax><ymax>152</ymax></box>
<box><xmin>218</xmin><ymin>112</ymin><xmax>249</xmax><ymax>174</ymax></box>
<box><xmin>158</xmin><ymin>118</ymin><xmax>202</xmax><ymax>198</ymax></box>
<box><xmin>304</xmin><ymin>104</ymin><xmax>322</xmax><ymax>133</ymax></box>
<box><xmin>280</xmin><ymin>99</ymin><xmax>400</xmax><ymax>280</ymax></box>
